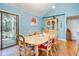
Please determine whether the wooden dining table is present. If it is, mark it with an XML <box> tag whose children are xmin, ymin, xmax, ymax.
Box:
<box><xmin>24</xmin><ymin>33</ymin><xmax>56</xmax><ymax>56</ymax></box>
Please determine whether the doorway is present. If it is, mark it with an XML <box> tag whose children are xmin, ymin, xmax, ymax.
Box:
<box><xmin>66</xmin><ymin>16</ymin><xmax>79</xmax><ymax>42</ymax></box>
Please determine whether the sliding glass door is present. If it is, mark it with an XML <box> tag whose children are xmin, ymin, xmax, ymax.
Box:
<box><xmin>0</xmin><ymin>11</ymin><xmax>19</xmax><ymax>49</ymax></box>
<box><xmin>0</xmin><ymin>13</ymin><xmax>1</xmax><ymax>49</ymax></box>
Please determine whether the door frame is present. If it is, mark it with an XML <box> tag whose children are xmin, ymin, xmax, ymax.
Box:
<box><xmin>66</xmin><ymin>15</ymin><xmax>79</xmax><ymax>41</ymax></box>
<box><xmin>0</xmin><ymin>10</ymin><xmax>19</xmax><ymax>49</ymax></box>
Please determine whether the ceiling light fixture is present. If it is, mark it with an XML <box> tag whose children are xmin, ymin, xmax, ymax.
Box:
<box><xmin>52</xmin><ymin>6</ymin><xmax>56</xmax><ymax>9</ymax></box>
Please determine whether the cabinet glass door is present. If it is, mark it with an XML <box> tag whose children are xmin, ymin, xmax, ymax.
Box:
<box><xmin>52</xmin><ymin>20</ymin><xmax>55</xmax><ymax>30</ymax></box>
<box><xmin>2</xmin><ymin>13</ymin><xmax>17</xmax><ymax>48</ymax></box>
<box><xmin>47</xmin><ymin>21</ymin><xmax>50</xmax><ymax>30</ymax></box>
<box><xmin>0</xmin><ymin>13</ymin><xmax>1</xmax><ymax>49</ymax></box>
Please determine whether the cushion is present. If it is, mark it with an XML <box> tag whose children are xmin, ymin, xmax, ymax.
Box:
<box><xmin>38</xmin><ymin>44</ymin><xmax>48</xmax><ymax>49</ymax></box>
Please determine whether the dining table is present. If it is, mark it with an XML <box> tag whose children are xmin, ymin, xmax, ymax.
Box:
<box><xmin>24</xmin><ymin>32</ymin><xmax>56</xmax><ymax>56</ymax></box>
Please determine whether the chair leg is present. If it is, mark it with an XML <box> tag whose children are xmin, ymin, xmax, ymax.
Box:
<box><xmin>25</xmin><ymin>48</ymin><xmax>26</xmax><ymax>56</ymax></box>
<box><xmin>46</xmin><ymin>50</ymin><xmax>49</xmax><ymax>56</ymax></box>
<box><xmin>19</xmin><ymin>50</ymin><xmax>21</xmax><ymax>56</ymax></box>
<box><xmin>50</xmin><ymin>50</ymin><xmax>53</xmax><ymax>56</ymax></box>
<box><xmin>19</xmin><ymin>47</ymin><xmax>21</xmax><ymax>56</ymax></box>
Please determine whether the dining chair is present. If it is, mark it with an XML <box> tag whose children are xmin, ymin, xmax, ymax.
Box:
<box><xmin>16</xmin><ymin>34</ymin><xmax>35</xmax><ymax>56</ymax></box>
<box><xmin>38</xmin><ymin>36</ymin><xmax>53</xmax><ymax>56</ymax></box>
<box><xmin>52</xmin><ymin>37</ymin><xmax>58</xmax><ymax>52</ymax></box>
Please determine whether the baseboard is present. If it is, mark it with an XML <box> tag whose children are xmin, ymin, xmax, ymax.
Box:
<box><xmin>58</xmin><ymin>38</ymin><xmax>66</xmax><ymax>42</ymax></box>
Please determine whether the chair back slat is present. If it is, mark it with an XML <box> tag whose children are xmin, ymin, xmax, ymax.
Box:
<box><xmin>16</xmin><ymin>34</ymin><xmax>26</xmax><ymax>48</ymax></box>
<box><xmin>47</xmin><ymin>40</ymin><xmax>52</xmax><ymax>49</ymax></box>
<box><xmin>46</xmin><ymin>35</ymin><xmax>53</xmax><ymax>50</ymax></box>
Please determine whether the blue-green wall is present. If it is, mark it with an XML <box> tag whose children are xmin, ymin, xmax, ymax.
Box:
<box><xmin>45</xmin><ymin>3</ymin><xmax>79</xmax><ymax>17</ymax></box>
<box><xmin>1</xmin><ymin>3</ymin><xmax>79</xmax><ymax>40</ymax></box>
<box><xmin>43</xmin><ymin>3</ymin><xmax>79</xmax><ymax>40</ymax></box>
<box><xmin>0</xmin><ymin>3</ymin><xmax>43</xmax><ymax>36</ymax></box>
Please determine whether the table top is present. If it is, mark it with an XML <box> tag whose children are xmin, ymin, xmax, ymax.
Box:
<box><xmin>25</xmin><ymin>35</ymin><xmax>49</xmax><ymax>45</ymax></box>
<box><xmin>25</xmin><ymin>33</ymin><xmax>55</xmax><ymax>45</ymax></box>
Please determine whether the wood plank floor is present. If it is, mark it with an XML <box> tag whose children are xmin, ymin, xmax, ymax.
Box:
<box><xmin>0</xmin><ymin>40</ymin><xmax>79</xmax><ymax>56</ymax></box>
<box><xmin>52</xmin><ymin>40</ymin><xmax>78</xmax><ymax>56</ymax></box>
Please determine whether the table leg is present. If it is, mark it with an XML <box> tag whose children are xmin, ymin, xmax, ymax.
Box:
<box><xmin>35</xmin><ymin>45</ymin><xmax>38</xmax><ymax>56</ymax></box>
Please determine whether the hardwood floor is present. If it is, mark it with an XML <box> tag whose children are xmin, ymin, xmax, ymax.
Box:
<box><xmin>0</xmin><ymin>40</ymin><xmax>79</xmax><ymax>56</ymax></box>
<box><xmin>52</xmin><ymin>40</ymin><xmax>78</xmax><ymax>56</ymax></box>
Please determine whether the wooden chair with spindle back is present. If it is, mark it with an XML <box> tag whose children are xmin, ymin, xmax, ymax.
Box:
<box><xmin>52</xmin><ymin>37</ymin><xmax>58</xmax><ymax>52</ymax></box>
<box><xmin>38</xmin><ymin>35</ymin><xmax>53</xmax><ymax>56</ymax></box>
<box><xmin>16</xmin><ymin>34</ymin><xmax>35</xmax><ymax>56</ymax></box>
<box><xmin>16</xmin><ymin>34</ymin><xmax>27</xmax><ymax>56</ymax></box>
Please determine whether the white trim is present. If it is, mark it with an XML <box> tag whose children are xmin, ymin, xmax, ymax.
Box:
<box><xmin>58</xmin><ymin>38</ymin><xmax>66</xmax><ymax>42</ymax></box>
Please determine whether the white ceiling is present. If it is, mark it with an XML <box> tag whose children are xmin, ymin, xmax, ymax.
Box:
<box><xmin>8</xmin><ymin>3</ymin><xmax>56</xmax><ymax>17</ymax></box>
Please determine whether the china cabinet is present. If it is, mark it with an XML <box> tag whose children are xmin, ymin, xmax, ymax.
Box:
<box><xmin>44</xmin><ymin>17</ymin><xmax>58</xmax><ymax>37</ymax></box>
<box><xmin>45</xmin><ymin>17</ymin><xmax>57</xmax><ymax>31</ymax></box>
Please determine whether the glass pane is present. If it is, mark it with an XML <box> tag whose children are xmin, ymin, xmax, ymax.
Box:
<box><xmin>52</xmin><ymin>21</ymin><xmax>55</xmax><ymax>30</ymax></box>
<box><xmin>47</xmin><ymin>21</ymin><xmax>50</xmax><ymax>25</ymax></box>
<box><xmin>2</xmin><ymin>13</ymin><xmax>16</xmax><ymax>48</ymax></box>
<box><xmin>0</xmin><ymin>13</ymin><xmax>1</xmax><ymax>49</ymax></box>
<box><xmin>46</xmin><ymin>21</ymin><xmax>50</xmax><ymax>30</ymax></box>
